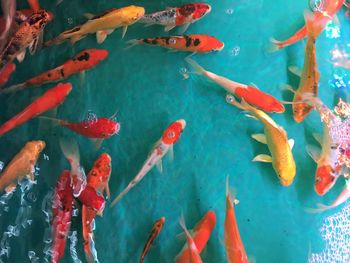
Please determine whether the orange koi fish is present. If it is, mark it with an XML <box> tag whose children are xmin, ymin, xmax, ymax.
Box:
<box><xmin>0</xmin><ymin>140</ymin><xmax>45</xmax><ymax>193</ymax></box>
<box><xmin>0</xmin><ymin>83</ymin><xmax>72</xmax><ymax>137</ymax></box>
<box><xmin>271</xmin><ymin>0</ymin><xmax>345</xmax><ymax>50</ymax></box>
<box><xmin>127</xmin><ymin>34</ymin><xmax>224</xmax><ymax>53</ymax></box>
<box><xmin>176</xmin><ymin>211</ymin><xmax>216</xmax><ymax>263</ymax></box>
<box><xmin>2</xmin><ymin>49</ymin><xmax>108</xmax><ymax>94</ymax></box>
<box><xmin>140</xmin><ymin>217</ymin><xmax>165</xmax><ymax>263</ymax></box>
<box><xmin>224</xmin><ymin>177</ymin><xmax>248</xmax><ymax>263</ymax></box>
<box><xmin>178</xmin><ymin>215</ymin><xmax>202</xmax><ymax>263</ymax></box>
<box><xmin>186</xmin><ymin>58</ymin><xmax>285</xmax><ymax>113</ymax></box>
<box><xmin>82</xmin><ymin>153</ymin><xmax>111</xmax><ymax>263</ymax></box>
<box><xmin>110</xmin><ymin>119</ymin><xmax>186</xmax><ymax>207</ymax></box>
<box><xmin>0</xmin><ymin>63</ymin><xmax>15</xmax><ymax>87</ymax></box>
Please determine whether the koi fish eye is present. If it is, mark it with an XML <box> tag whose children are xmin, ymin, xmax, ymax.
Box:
<box><xmin>167</xmin><ymin>131</ymin><xmax>175</xmax><ymax>138</ymax></box>
<box><xmin>91</xmin><ymin>171</ymin><xmax>97</xmax><ymax>176</ymax></box>
<box><xmin>169</xmin><ymin>38</ymin><xmax>177</xmax><ymax>45</ymax></box>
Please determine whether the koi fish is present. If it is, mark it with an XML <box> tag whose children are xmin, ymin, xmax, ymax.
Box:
<box><xmin>110</xmin><ymin>119</ymin><xmax>186</xmax><ymax>207</ymax></box>
<box><xmin>140</xmin><ymin>3</ymin><xmax>211</xmax><ymax>33</ymax></box>
<box><xmin>226</xmin><ymin>95</ymin><xmax>296</xmax><ymax>186</ymax></box>
<box><xmin>0</xmin><ymin>63</ymin><xmax>15</xmax><ymax>87</ymax></box>
<box><xmin>307</xmin><ymin>179</ymin><xmax>350</xmax><ymax>213</ymax></box>
<box><xmin>2</xmin><ymin>49</ymin><xmax>108</xmax><ymax>94</ymax></box>
<box><xmin>285</xmin><ymin>12</ymin><xmax>328</xmax><ymax>123</ymax></box>
<box><xmin>186</xmin><ymin>58</ymin><xmax>285</xmax><ymax>113</ymax></box>
<box><xmin>0</xmin><ymin>140</ymin><xmax>45</xmax><ymax>193</ymax></box>
<box><xmin>224</xmin><ymin>177</ymin><xmax>248</xmax><ymax>263</ymax></box>
<box><xmin>0</xmin><ymin>83</ymin><xmax>72</xmax><ymax>137</ymax></box>
<box><xmin>51</xmin><ymin>170</ymin><xmax>73</xmax><ymax>263</ymax></box>
<box><xmin>178</xmin><ymin>215</ymin><xmax>202</xmax><ymax>263</ymax></box>
<box><xmin>82</xmin><ymin>153</ymin><xmax>111</xmax><ymax>263</ymax></box>
<box><xmin>44</xmin><ymin>6</ymin><xmax>145</xmax><ymax>46</ymax></box>
<box><xmin>270</xmin><ymin>0</ymin><xmax>344</xmax><ymax>50</ymax></box>
<box><xmin>0</xmin><ymin>10</ymin><xmax>52</xmax><ymax>70</ymax></box>
<box><xmin>140</xmin><ymin>217</ymin><xmax>165</xmax><ymax>263</ymax></box>
<box><xmin>127</xmin><ymin>34</ymin><xmax>224</xmax><ymax>53</ymax></box>
<box><xmin>176</xmin><ymin>211</ymin><xmax>216</xmax><ymax>263</ymax></box>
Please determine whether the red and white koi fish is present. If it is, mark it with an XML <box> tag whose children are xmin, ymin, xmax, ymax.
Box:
<box><xmin>270</xmin><ymin>0</ymin><xmax>345</xmax><ymax>50</ymax></box>
<box><xmin>140</xmin><ymin>3</ymin><xmax>211</xmax><ymax>33</ymax></box>
<box><xmin>0</xmin><ymin>63</ymin><xmax>15</xmax><ymax>87</ymax></box>
<box><xmin>82</xmin><ymin>153</ymin><xmax>111</xmax><ymax>263</ymax></box>
<box><xmin>178</xmin><ymin>215</ymin><xmax>202</xmax><ymax>263</ymax></box>
<box><xmin>224</xmin><ymin>177</ymin><xmax>248</xmax><ymax>263</ymax></box>
<box><xmin>110</xmin><ymin>119</ymin><xmax>186</xmax><ymax>207</ymax></box>
<box><xmin>51</xmin><ymin>170</ymin><xmax>74</xmax><ymax>263</ymax></box>
<box><xmin>186</xmin><ymin>58</ymin><xmax>285</xmax><ymax>113</ymax></box>
<box><xmin>176</xmin><ymin>211</ymin><xmax>216</xmax><ymax>263</ymax></box>
<box><xmin>2</xmin><ymin>49</ymin><xmax>108</xmax><ymax>94</ymax></box>
<box><xmin>140</xmin><ymin>217</ymin><xmax>165</xmax><ymax>263</ymax></box>
<box><xmin>0</xmin><ymin>82</ymin><xmax>72</xmax><ymax>137</ymax></box>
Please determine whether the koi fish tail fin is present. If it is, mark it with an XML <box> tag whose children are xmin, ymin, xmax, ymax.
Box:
<box><xmin>84</xmin><ymin>234</ymin><xmax>98</xmax><ymax>263</ymax></box>
<box><xmin>267</xmin><ymin>38</ymin><xmax>285</xmax><ymax>52</ymax></box>
<box><xmin>304</xmin><ymin>11</ymin><xmax>328</xmax><ymax>40</ymax></box>
<box><xmin>225</xmin><ymin>176</ymin><xmax>239</xmax><ymax>206</ymax></box>
<box><xmin>185</xmin><ymin>57</ymin><xmax>207</xmax><ymax>76</ymax></box>
<box><xmin>38</xmin><ymin>116</ymin><xmax>63</xmax><ymax>126</ymax></box>
<box><xmin>0</xmin><ymin>82</ymin><xmax>26</xmax><ymax>94</ymax></box>
<box><xmin>124</xmin><ymin>39</ymin><xmax>140</xmax><ymax>50</ymax></box>
<box><xmin>59</xmin><ymin>137</ymin><xmax>80</xmax><ymax>167</ymax></box>
<box><xmin>305</xmin><ymin>203</ymin><xmax>333</xmax><ymax>213</ymax></box>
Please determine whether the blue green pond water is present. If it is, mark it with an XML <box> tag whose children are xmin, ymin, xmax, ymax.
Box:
<box><xmin>1</xmin><ymin>0</ymin><xmax>350</xmax><ymax>262</ymax></box>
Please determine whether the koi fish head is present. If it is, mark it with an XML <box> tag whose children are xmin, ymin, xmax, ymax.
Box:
<box><xmin>27</xmin><ymin>10</ymin><xmax>53</xmax><ymax>29</ymax></box>
<box><xmin>276</xmin><ymin>163</ymin><xmax>296</xmax><ymax>186</ymax></box>
<box><xmin>122</xmin><ymin>6</ymin><xmax>145</xmax><ymax>25</ymax></box>
<box><xmin>162</xmin><ymin>119</ymin><xmax>186</xmax><ymax>145</ymax></box>
<box><xmin>154</xmin><ymin>217</ymin><xmax>165</xmax><ymax>230</ymax></box>
<box><xmin>93</xmin><ymin>118</ymin><xmax>120</xmax><ymax>138</ymax></box>
<box><xmin>315</xmin><ymin>165</ymin><xmax>337</xmax><ymax>195</ymax></box>
<box><xmin>203</xmin><ymin>36</ymin><xmax>224</xmax><ymax>52</ymax></box>
<box><xmin>73</xmin><ymin>49</ymin><xmax>108</xmax><ymax>66</ymax></box>
<box><xmin>88</xmin><ymin>153</ymin><xmax>112</xmax><ymax>184</ymax></box>
<box><xmin>27</xmin><ymin>140</ymin><xmax>46</xmax><ymax>156</ymax></box>
<box><xmin>179</xmin><ymin>3</ymin><xmax>211</xmax><ymax>21</ymax></box>
<box><xmin>293</xmin><ymin>98</ymin><xmax>313</xmax><ymax>123</ymax></box>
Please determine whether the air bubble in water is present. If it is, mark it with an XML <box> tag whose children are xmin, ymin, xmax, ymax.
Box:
<box><xmin>309</xmin><ymin>0</ymin><xmax>325</xmax><ymax>12</ymax></box>
<box><xmin>83</xmin><ymin>111</ymin><xmax>98</xmax><ymax>128</ymax></box>
<box><xmin>28</xmin><ymin>251</ymin><xmax>39</xmax><ymax>263</ymax></box>
<box><xmin>230</xmin><ymin>46</ymin><xmax>240</xmax><ymax>57</ymax></box>
<box><xmin>226</xmin><ymin>8</ymin><xmax>234</xmax><ymax>15</ymax></box>
<box><xmin>179</xmin><ymin>67</ymin><xmax>189</xmax><ymax>79</ymax></box>
<box><xmin>67</xmin><ymin>17</ymin><xmax>73</xmax><ymax>24</ymax></box>
<box><xmin>43</xmin><ymin>154</ymin><xmax>49</xmax><ymax>161</ymax></box>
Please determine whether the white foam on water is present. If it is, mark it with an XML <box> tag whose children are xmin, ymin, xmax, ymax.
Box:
<box><xmin>68</xmin><ymin>231</ymin><xmax>82</xmax><ymax>263</ymax></box>
<box><xmin>28</xmin><ymin>250</ymin><xmax>39</xmax><ymax>263</ymax></box>
<box><xmin>309</xmin><ymin>202</ymin><xmax>350</xmax><ymax>262</ymax></box>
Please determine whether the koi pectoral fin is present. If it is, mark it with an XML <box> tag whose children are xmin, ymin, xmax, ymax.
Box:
<box><xmin>121</xmin><ymin>26</ymin><xmax>128</xmax><ymax>39</ymax></box>
<box><xmin>96</xmin><ymin>31</ymin><xmax>107</xmax><ymax>44</ymax></box>
<box><xmin>179</xmin><ymin>23</ymin><xmax>190</xmax><ymax>34</ymax></box>
<box><xmin>288</xmin><ymin>139</ymin><xmax>295</xmax><ymax>149</ymax></box>
<box><xmin>306</xmin><ymin>144</ymin><xmax>321</xmax><ymax>162</ymax></box>
<box><xmin>16</xmin><ymin>50</ymin><xmax>26</xmax><ymax>63</ymax></box>
<box><xmin>312</xmin><ymin>133</ymin><xmax>322</xmax><ymax>145</ymax></box>
<box><xmin>281</xmin><ymin>84</ymin><xmax>296</xmax><ymax>94</ymax></box>
<box><xmin>251</xmin><ymin>134</ymin><xmax>267</xmax><ymax>144</ymax></box>
<box><xmin>156</xmin><ymin>159</ymin><xmax>163</xmax><ymax>174</ymax></box>
<box><xmin>288</xmin><ymin>65</ymin><xmax>302</xmax><ymax>77</ymax></box>
<box><xmin>252</xmin><ymin>154</ymin><xmax>272</xmax><ymax>163</ymax></box>
<box><xmin>164</xmin><ymin>25</ymin><xmax>175</xmax><ymax>32</ymax></box>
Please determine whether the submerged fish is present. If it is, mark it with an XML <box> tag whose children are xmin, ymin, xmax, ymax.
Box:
<box><xmin>44</xmin><ymin>6</ymin><xmax>145</xmax><ymax>46</ymax></box>
<box><xmin>110</xmin><ymin>119</ymin><xmax>186</xmax><ymax>207</ymax></box>
<box><xmin>0</xmin><ymin>140</ymin><xmax>45</xmax><ymax>193</ymax></box>
<box><xmin>0</xmin><ymin>63</ymin><xmax>15</xmax><ymax>87</ymax></box>
<box><xmin>127</xmin><ymin>34</ymin><xmax>224</xmax><ymax>53</ymax></box>
<box><xmin>186</xmin><ymin>58</ymin><xmax>285</xmax><ymax>113</ymax></box>
<box><xmin>270</xmin><ymin>0</ymin><xmax>344</xmax><ymax>50</ymax></box>
<box><xmin>140</xmin><ymin>217</ymin><xmax>165</xmax><ymax>263</ymax></box>
<box><xmin>2</xmin><ymin>49</ymin><xmax>108</xmax><ymax>94</ymax></box>
<box><xmin>226</xmin><ymin>95</ymin><xmax>296</xmax><ymax>186</ymax></box>
<box><xmin>286</xmin><ymin>12</ymin><xmax>328</xmax><ymax>123</ymax></box>
<box><xmin>0</xmin><ymin>9</ymin><xmax>52</xmax><ymax>70</ymax></box>
<box><xmin>51</xmin><ymin>170</ymin><xmax>74</xmax><ymax>263</ymax></box>
<box><xmin>224</xmin><ymin>177</ymin><xmax>248</xmax><ymax>263</ymax></box>
<box><xmin>176</xmin><ymin>211</ymin><xmax>216</xmax><ymax>263</ymax></box>
<box><xmin>140</xmin><ymin>3</ymin><xmax>211</xmax><ymax>33</ymax></box>
<box><xmin>0</xmin><ymin>83</ymin><xmax>72</xmax><ymax>137</ymax></box>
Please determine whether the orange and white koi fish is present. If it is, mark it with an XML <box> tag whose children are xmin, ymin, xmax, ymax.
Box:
<box><xmin>0</xmin><ymin>83</ymin><xmax>72</xmax><ymax>137</ymax></box>
<box><xmin>110</xmin><ymin>119</ymin><xmax>186</xmax><ymax>207</ymax></box>
<box><xmin>176</xmin><ymin>211</ymin><xmax>216</xmax><ymax>263</ymax></box>
<box><xmin>178</xmin><ymin>215</ymin><xmax>202</xmax><ymax>263</ymax></box>
<box><xmin>44</xmin><ymin>6</ymin><xmax>145</xmax><ymax>46</ymax></box>
<box><xmin>127</xmin><ymin>34</ymin><xmax>224</xmax><ymax>53</ymax></box>
<box><xmin>285</xmin><ymin>12</ymin><xmax>328</xmax><ymax>123</ymax></box>
<box><xmin>0</xmin><ymin>140</ymin><xmax>45</xmax><ymax>193</ymax></box>
<box><xmin>186</xmin><ymin>58</ymin><xmax>285</xmax><ymax>113</ymax></box>
<box><xmin>0</xmin><ymin>10</ymin><xmax>52</xmax><ymax>70</ymax></box>
<box><xmin>271</xmin><ymin>0</ymin><xmax>345</xmax><ymax>50</ymax></box>
<box><xmin>224</xmin><ymin>177</ymin><xmax>248</xmax><ymax>263</ymax></box>
<box><xmin>82</xmin><ymin>153</ymin><xmax>111</xmax><ymax>263</ymax></box>
<box><xmin>2</xmin><ymin>49</ymin><xmax>108</xmax><ymax>94</ymax></box>
<box><xmin>140</xmin><ymin>217</ymin><xmax>165</xmax><ymax>263</ymax></box>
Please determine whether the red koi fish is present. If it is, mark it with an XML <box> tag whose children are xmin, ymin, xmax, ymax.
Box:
<box><xmin>186</xmin><ymin>58</ymin><xmax>285</xmax><ymax>113</ymax></box>
<box><xmin>224</xmin><ymin>177</ymin><xmax>248</xmax><ymax>263</ymax></box>
<box><xmin>2</xmin><ymin>49</ymin><xmax>108</xmax><ymax>94</ymax></box>
<box><xmin>51</xmin><ymin>170</ymin><xmax>73</xmax><ymax>263</ymax></box>
<box><xmin>0</xmin><ymin>82</ymin><xmax>72</xmax><ymax>137</ymax></box>
<box><xmin>110</xmin><ymin>119</ymin><xmax>186</xmax><ymax>207</ymax></box>
<box><xmin>82</xmin><ymin>153</ymin><xmax>111</xmax><ymax>263</ymax></box>
<box><xmin>271</xmin><ymin>0</ymin><xmax>345</xmax><ymax>50</ymax></box>
<box><xmin>178</xmin><ymin>215</ymin><xmax>202</xmax><ymax>263</ymax></box>
<box><xmin>141</xmin><ymin>3</ymin><xmax>211</xmax><ymax>33</ymax></box>
<box><xmin>0</xmin><ymin>63</ymin><xmax>15</xmax><ymax>87</ymax></box>
<box><xmin>140</xmin><ymin>217</ymin><xmax>165</xmax><ymax>263</ymax></box>
<box><xmin>176</xmin><ymin>211</ymin><xmax>216</xmax><ymax>263</ymax></box>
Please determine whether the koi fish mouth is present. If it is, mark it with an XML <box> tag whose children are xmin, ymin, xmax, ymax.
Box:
<box><xmin>177</xmin><ymin>119</ymin><xmax>186</xmax><ymax>129</ymax></box>
<box><xmin>214</xmin><ymin>42</ymin><xmax>225</xmax><ymax>51</ymax></box>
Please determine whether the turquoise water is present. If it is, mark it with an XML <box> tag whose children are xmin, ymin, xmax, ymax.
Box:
<box><xmin>1</xmin><ymin>0</ymin><xmax>350</xmax><ymax>262</ymax></box>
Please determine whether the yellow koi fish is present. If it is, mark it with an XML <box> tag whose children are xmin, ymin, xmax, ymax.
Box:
<box><xmin>0</xmin><ymin>140</ymin><xmax>46</xmax><ymax>192</ymax></box>
<box><xmin>226</xmin><ymin>95</ymin><xmax>296</xmax><ymax>186</ymax></box>
<box><xmin>44</xmin><ymin>6</ymin><xmax>145</xmax><ymax>46</ymax></box>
